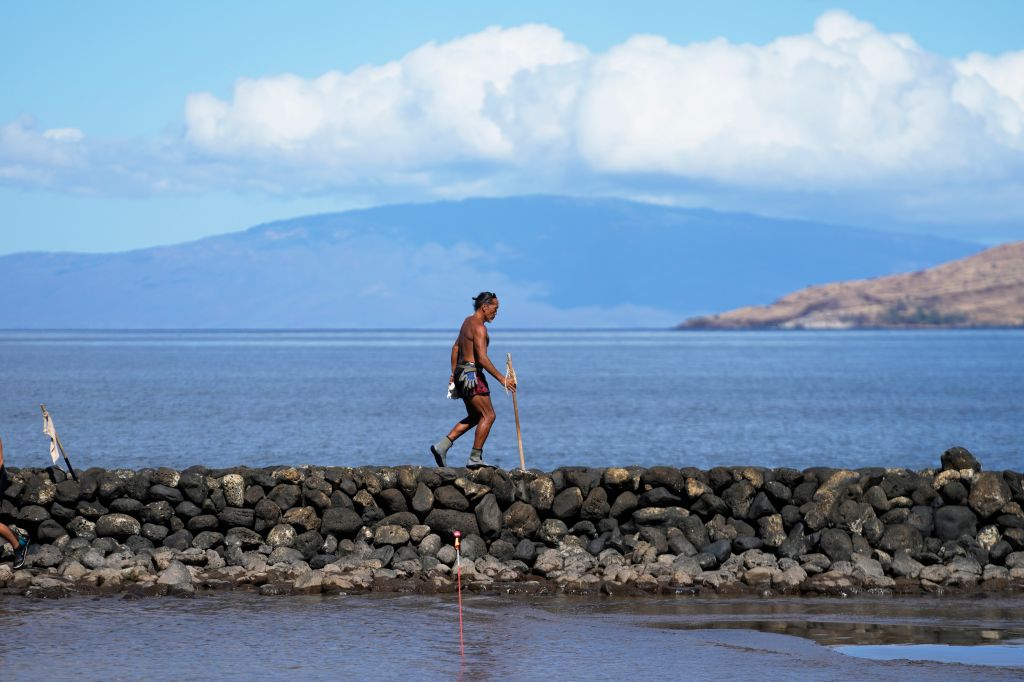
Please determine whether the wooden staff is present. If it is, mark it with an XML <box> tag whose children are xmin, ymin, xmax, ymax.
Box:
<box><xmin>505</xmin><ymin>353</ymin><xmax>525</xmax><ymax>471</ymax></box>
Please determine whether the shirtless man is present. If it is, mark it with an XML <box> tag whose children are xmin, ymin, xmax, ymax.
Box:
<box><xmin>430</xmin><ymin>292</ymin><xmax>516</xmax><ymax>469</ymax></box>
<box><xmin>0</xmin><ymin>436</ymin><xmax>30</xmax><ymax>568</ymax></box>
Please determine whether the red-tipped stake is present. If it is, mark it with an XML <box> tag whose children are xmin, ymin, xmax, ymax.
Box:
<box><xmin>454</xmin><ymin>530</ymin><xmax>464</xmax><ymax>657</ymax></box>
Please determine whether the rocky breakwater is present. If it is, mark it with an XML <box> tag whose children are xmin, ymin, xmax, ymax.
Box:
<box><xmin>3</xmin><ymin>446</ymin><xmax>1024</xmax><ymax>599</ymax></box>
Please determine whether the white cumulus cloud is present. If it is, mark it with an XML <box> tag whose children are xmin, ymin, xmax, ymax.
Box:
<box><xmin>3</xmin><ymin>12</ymin><xmax>1024</xmax><ymax>222</ymax></box>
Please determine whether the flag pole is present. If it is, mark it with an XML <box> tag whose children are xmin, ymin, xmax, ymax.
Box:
<box><xmin>504</xmin><ymin>354</ymin><xmax>525</xmax><ymax>471</ymax></box>
<box><xmin>40</xmin><ymin>404</ymin><xmax>77</xmax><ymax>481</ymax></box>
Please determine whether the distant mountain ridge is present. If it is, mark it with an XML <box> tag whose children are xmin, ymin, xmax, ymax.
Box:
<box><xmin>680</xmin><ymin>241</ymin><xmax>1024</xmax><ymax>329</ymax></box>
<box><xmin>0</xmin><ymin>196</ymin><xmax>983</xmax><ymax>328</ymax></box>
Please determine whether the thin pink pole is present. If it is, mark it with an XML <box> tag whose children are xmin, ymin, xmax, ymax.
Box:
<box><xmin>454</xmin><ymin>530</ymin><xmax>464</xmax><ymax>656</ymax></box>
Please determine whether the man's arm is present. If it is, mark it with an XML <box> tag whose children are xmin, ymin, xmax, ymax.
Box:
<box><xmin>472</xmin><ymin>326</ymin><xmax>514</xmax><ymax>389</ymax></box>
<box><xmin>0</xmin><ymin>435</ymin><xmax>4</xmax><ymax>468</ymax></box>
<box><xmin>450</xmin><ymin>342</ymin><xmax>458</xmax><ymax>380</ymax></box>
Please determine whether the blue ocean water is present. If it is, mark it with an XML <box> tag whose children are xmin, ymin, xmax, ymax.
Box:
<box><xmin>0</xmin><ymin>329</ymin><xmax>1020</xmax><ymax>471</ymax></box>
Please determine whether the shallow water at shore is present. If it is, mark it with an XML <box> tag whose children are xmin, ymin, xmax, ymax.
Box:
<box><xmin>0</xmin><ymin>329</ymin><xmax>1020</xmax><ymax>471</ymax></box>
<box><xmin>3</xmin><ymin>593</ymin><xmax>1024</xmax><ymax>680</ymax></box>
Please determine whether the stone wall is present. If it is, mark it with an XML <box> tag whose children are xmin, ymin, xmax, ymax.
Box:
<box><xmin>3</xmin><ymin>446</ymin><xmax>1024</xmax><ymax>597</ymax></box>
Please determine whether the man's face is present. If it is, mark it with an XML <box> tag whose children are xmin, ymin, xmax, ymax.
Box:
<box><xmin>483</xmin><ymin>298</ymin><xmax>500</xmax><ymax>322</ymax></box>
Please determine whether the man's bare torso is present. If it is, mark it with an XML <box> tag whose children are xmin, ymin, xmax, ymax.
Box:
<box><xmin>456</xmin><ymin>315</ymin><xmax>489</xmax><ymax>364</ymax></box>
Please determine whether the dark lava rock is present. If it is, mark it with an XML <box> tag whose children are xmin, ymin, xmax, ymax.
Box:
<box><xmin>764</xmin><ymin>481</ymin><xmax>792</xmax><ymax>505</ymax></box>
<box><xmin>940</xmin><ymin>481</ymin><xmax>969</xmax><ymax>504</ymax></box>
<box><xmin>460</xmin><ymin>534</ymin><xmax>488</xmax><ymax>561</ymax></box>
<box><xmin>642</xmin><ymin>467</ymin><xmax>685</xmax><ymax>496</ymax></box>
<box><xmin>880</xmin><ymin>471</ymin><xmax>918</xmax><ymax>500</ymax></box>
<box><xmin>879</xmin><ymin>523</ymin><xmax>923</xmax><ymax>555</ymax></box>
<box><xmin>378</xmin><ymin>488</ymin><xmax>408</xmax><ymax>515</ymax></box>
<box><xmin>424</xmin><ymin>508</ymin><xmax>480</xmax><ymax>541</ymax></box>
<box><xmin>76</xmin><ymin>499</ymin><xmax>109</xmax><ymax>519</ymax></box>
<box><xmin>142</xmin><ymin>523</ymin><xmax>170</xmax><ymax>542</ymax></box>
<box><xmin>968</xmin><ymin>472</ymin><xmax>1011</xmax><ymax>519</ymax></box>
<box><xmin>163</xmin><ymin>529</ymin><xmax>194</xmax><ymax>551</ymax></box>
<box><xmin>747</xmin><ymin>492</ymin><xmax>776</xmax><ymax>519</ymax></box>
<box><xmin>680</xmin><ymin>516</ymin><xmax>710</xmax><ymax>550</ymax></box>
<box><xmin>96</xmin><ymin>513</ymin><xmax>142</xmax><ymax>539</ymax></box>
<box><xmin>192</xmin><ymin>531</ymin><xmax>224</xmax><ymax>550</ymax></box>
<box><xmin>474</xmin><ymin>493</ymin><xmax>502</xmax><ymax>539</ymax></box>
<box><xmin>572</xmin><ymin>520</ymin><xmax>597</xmax><ymax>538</ymax></box>
<box><xmin>37</xmin><ymin>519</ymin><xmax>68</xmax><ymax>542</ymax></box>
<box><xmin>880</xmin><ymin>508</ymin><xmax>910</xmax><ymax>525</ymax></box>
<box><xmin>412</xmin><ymin>483</ymin><xmax>434</xmax><ymax>514</ymax></box>
<box><xmin>109</xmin><ymin>498</ymin><xmax>144</xmax><ymax>514</ymax></box>
<box><xmin>489</xmin><ymin>538</ymin><xmax>515</xmax><ymax>561</ymax></box>
<box><xmin>502</xmin><ymin>502</ymin><xmax>541</xmax><ymax>539</ymax></box>
<box><xmin>792</xmin><ymin>481</ymin><xmax>817</xmax><ymax>506</ymax></box>
<box><xmin>218</xmin><ymin>507</ymin><xmax>255</xmax><ymax>528</ymax></box>
<box><xmin>638</xmin><ymin>487</ymin><xmax>682</xmax><ymax>507</ymax></box>
<box><xmin>254</xmin><ymin>498</ymin><xmax>282</xmax><ymax>523</ymax></box>
<box><xmin>721</xmin><ymin>481</ymin><xmax>755</xmax><ymax>518</ymax></box>
<box><xmin>703</xmin><ymin>539</ymin><xmax>732</xmax><ymax>564</ymax></box>
<box><xmin>819</xmin><ymin>528</ymin><xmax>853</xmax><ymax>562</ymax></box>
<box><xmin>176</xmin><ymin>501</ymin><xmax>202</xmax><ymax>518</ymax></box>
<box><xmin>639</xmin><ymin>526</ymin><xmax>668</xmax><ymax>554</ymax></box>
<box><xmin>934</xmin><ymin>505</ymin><xmax>978</xmax><ymax>541</ymax></box>
<box><xmin>149</xmin><ymin>484</ymin><xmax>183</xmax><ymax>504</ymax></box>
<box><xmin>990</xmin><ymin>540</ymin><xmax>1012</xmax><ymax>564</ymax></box>
<box><xmin>225</xmin><ymin>527</ymin><xmax>263</xmax><ymax>549</ymax></box>
<box><xmin>695</xmin><ymin>552</ymin><xmax>718</xmax><ymax>570</ymax></box>
<box><xmin>587</xmin><ymin>534</ymin><xmax>608</xmax><ymax>555</ymax></box>
<box><xmin>668</xmin><ymin>531</ymin><xmax>698</xmax><ymax>557</ymax></box>
<box><xmin>998</xmin><ymin>514</ymin><xmax>1024</xmax><ymax>529</ymax></box>
<box><xmin>375</xmin><ymin>511</ymin><xmax>419</xmax><ymax>530</ymax></box>
<box><xmin>92</xmin><ymin>536</ymin><xmax>119</xmax><ymax>553</ymax></box>
<box><xmin>331</xmin><ymin>490</ymin><xmax>354</xmax><ymax>510</ymax></box>
<box><xmin>778</xmin><ymin>525</ymin><xmax>810</xmax><ymax>559</ymax></box>
<box><xmin>609</xmin><ymin>491</ymin><xmax>638</xmax><ymax>518</ymax></box>
<box><xmin>732</xmin><ymin>536</ymin><xmax>764</xmax><ymax>552</ymax></box>
<box><xmin>293</xmin><ymin>530</ymin><xmax>323</xmax><ymax>560</ymax></box>
<box><xmin>434</xmin><ymin>485</ymin><xmax>470</xmax><ymax>511</ymax></box>
<box><xmin>727</xmin><ymin>518</ymin><xmax>756</xmax><ymax>538</ymax></box>
<box><xmin>18</xmin><ymin>505</ymin><xmax>50</xmax><ymax>523</ymax></box>
<box><xmin>552</xmin><ymin>487</ymin><xmax>583</xmax><ymax>520</ymax></box>
<box><xmin>911</xmin><ymin>484</ymin><xmax>938</xmax><ymax>507</ymax></box>
<box><xmin>941</xmin><ymin>446</ymin><xmax>981</xmax><ymax>472</ymax></box>
<box><xmin>187</xmin><ymin>515</ymin><xmax>219</xmax><ymax>532</ymax></box>
<box><xmin>907</xmin><ymin>506</ymin><xmax>934</xmax><ymax>535</ymax></box>
<box><xmin>126</xmin><ymin>535</ymin><xmax>154</xmax><ymax>553</ymax></box>
<box><xmin>268</xmin><ymin>484</ymin><xmax>301</xmax><ymax>511</ymax></box>
<box><xmin>321</xmin><ymin>508</ymin><xmax>363</xmax><ymax>536</ymax></box>
<box><xmin>49</xmin><ymin>502</ymin><xmax>76</xmax><ymax>522</ymax></box>
<box><xmin>692</xmin><ymin>493</ymin><xmax>729</xmax><ymax>518</ymax></box>
<box><xmin>55</xmin><ymin>480</ymin><xmax>81</xmax><ymax>505</ymax></box>
<box><xmin>580</xmin><ymin>487</ymin><xmax>610</xmax><ymax>521</ymax></box>
<box><xmin>244</xmin><ymin>484</ymin><xmax>266</xmax><ymax>507</ymax></box>
<box><xmin>562</xmin><ymin>468</ymin><xmax>602</xmax><ymax>497</ymax></box>
<box><xmin>179</xmin><ymin>472</ymin><xmax>209</xmax><ymax>505</ymax></box>
<box><xmin>863</xmin><ymin>485</ymin><xmax>890</xmax><ymax>512</ymax></box>
<box><xmin>141</xmin><ymin>501</ymin><xmax>173</xmax><ymax>524</ymax></box>
<box><xmin>98</xmin><ymin>473</ymin><xmax>126</xmax><ymax>501</ymax></box>
<box><xmin>209</xmin><ymin>490</ymin><xmax>227</xmax><ymax>512</ymax></box>
<box><xmin>124</xmin><ymin>471</ymin><xmax>153</xmax><ymax>500</ymax></box>
<box><xmin>514</xmin><ymin>538</ymin><xmax>537</xmax><ymax>564</ymax></box>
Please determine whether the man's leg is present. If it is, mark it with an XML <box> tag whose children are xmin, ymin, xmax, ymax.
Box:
<box><xmin>466</xmin><ymin>395</ymin><xmax>496</xmax><ymax>468</ymax></box>
<box><xmin>432</xmin><ymin>403</ymin><xmax>481</xmax><ymax>466</ymax></box>
<box><xmin>0</xmin><ymin>522</ymin><xmax>28</xmax><ymax>569</ymax></box>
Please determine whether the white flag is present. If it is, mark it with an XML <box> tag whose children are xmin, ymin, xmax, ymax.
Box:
<box><xmin>42</xmin><ymin>407</ymin><xmax>60</xmax><ymax>465</ymax></box>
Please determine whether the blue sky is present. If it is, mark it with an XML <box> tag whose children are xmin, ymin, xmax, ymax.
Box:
<box><xmin>3</xmin><ymin>1</ymin><xmax>1024</xmax><ymax>254</ymax></box>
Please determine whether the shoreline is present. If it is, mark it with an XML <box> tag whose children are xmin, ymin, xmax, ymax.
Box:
<box><xmin>3</xmin><ymin>447</ymin><xmax>1024</xmax><ymax>599</ymax></box>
